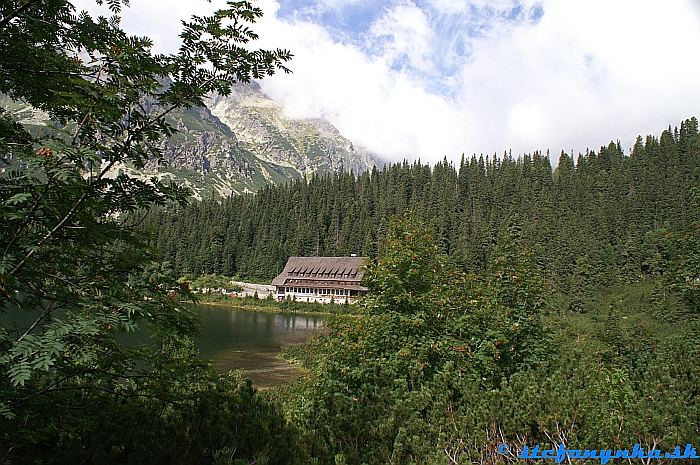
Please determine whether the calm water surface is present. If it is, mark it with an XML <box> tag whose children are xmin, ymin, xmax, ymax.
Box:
<box><xmin>192</xmin><ymin>304</ymin><xmax>324</xmax><ymax>388</ymax></box>
<box><xmin>1</xmin><ymin>304</ymin><xmax>324</xmax><ymax>389</ymax></box>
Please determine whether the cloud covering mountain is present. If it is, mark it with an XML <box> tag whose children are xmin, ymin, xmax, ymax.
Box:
<box><xmin>74</xmin><ymin>0</ymin><xmax>700</xmax><ymax>165</ymax></box>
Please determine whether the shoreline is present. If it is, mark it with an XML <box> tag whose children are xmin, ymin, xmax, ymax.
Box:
<box><xmin>184</xmin><ymin>298</ymin><xmax>324</xmax><ymax>389</ymax></box>
<box><xmin>186</xmin><ymin>296</ymin><xmax>347</xmax><ymax>316</ymax></box>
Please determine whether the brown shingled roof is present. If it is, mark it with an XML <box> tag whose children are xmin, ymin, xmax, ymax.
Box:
<box><xmin>271</xmin><ymin>256</ymin><xmax>368</xmax><ymax>289</ymax></box>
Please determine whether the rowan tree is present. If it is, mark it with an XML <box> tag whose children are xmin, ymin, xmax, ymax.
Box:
<box><xmin>0</xmin><ymin>1</ymin><xmax>295</xmax><ymax>462</ymax></box>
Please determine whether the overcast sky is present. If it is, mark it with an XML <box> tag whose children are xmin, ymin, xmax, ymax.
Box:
<box><xmin>74</xmin><ymin>0</ymin><xmax>700</xmax><ymax>165</ymax></box>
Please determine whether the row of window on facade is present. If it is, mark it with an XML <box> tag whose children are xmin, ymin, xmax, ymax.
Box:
<box><xmin>281</xmin><ymin>287</ymin><xmax>358</xmax><ymax>297</ymax></box>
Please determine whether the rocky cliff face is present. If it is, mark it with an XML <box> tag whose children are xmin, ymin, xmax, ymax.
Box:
<box><xmin>207</xmin><ymin>82</ymin><xmax>376</xmax><ymax>178</ymax></box>
<box><xmin>2</xmin><ymin>83</ymin><xmax>379</xmax><ymax>199</ymax></box>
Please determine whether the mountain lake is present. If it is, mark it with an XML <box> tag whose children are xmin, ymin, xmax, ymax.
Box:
<box><xmin>1</xmin><ymin>304</ymin><xmax>324</xmax><ymax>389</ymax></box>
<box><xmin>191</xmin><ymin>304</ymin><xmax>324</xmax><ymax>388</ymax></box>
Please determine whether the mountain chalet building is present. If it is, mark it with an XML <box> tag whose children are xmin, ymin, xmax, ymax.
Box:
<box><xmin>272</xmin><ymin>256</ymin><xmax>368</xmax><ymax>303</ymax></box>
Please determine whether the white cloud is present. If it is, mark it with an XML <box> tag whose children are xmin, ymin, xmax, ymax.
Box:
<box><xmin>252</xmin><ymin>0</ymin><xmax>467</xmax><ymax>160</ymax></box>
<box><xmin>73</xmin><ymin>0</ymin><xmax>229</xmax><ymax>54</ymax></box>
<box><xmin>72</xmin><ymin>0</ymin><xmax>700</xmax><ymax>165</ymax></box>
<box><xmin>450</xmin><ymin>0</ymin><xmax>700</xmax><ymax>160</ymax></box>
<box><xmin>368</xmin><ymin>3</ymin><xmax>434</xmax><ymax>72</ymax></box>
<box><xmin>422</xmin><ymin>0</ymin><xmax>470</xmax><ymax>14</ymax></box>
<box><xmin>257</xmin><ymin>0</ymin><xmax>700</xmax><ymax>164</ymax></box>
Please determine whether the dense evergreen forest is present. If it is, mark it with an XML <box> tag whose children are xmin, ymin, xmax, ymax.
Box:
<box><xmin>149</xmin><ymin>117</ymin><xmax>700</xmax><ymax>294</ymax></box>
<box><xmin>144</xmin><ymin>119</ymin><xmax>700</xmax><ymax>464</ymax></box>
<box><xmin>7</xmin><ymin>0</ymin><xmax>698</xmax><ymax>463</ymax></box>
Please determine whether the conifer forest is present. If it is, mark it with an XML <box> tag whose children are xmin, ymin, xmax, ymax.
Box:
<box><xmin>1</xmin><ymin>0</ymin><xmax>699</xmax><ymax>463</ymax></box>
<box><xmin>150</xmin><ymin>123</ymin><xmax>700</xmax><ymax>290</ymax></box>
<box><xmin>142</xmin><ymin>119</ymin><xmax>700</xmax><ymax>464</ymax></box>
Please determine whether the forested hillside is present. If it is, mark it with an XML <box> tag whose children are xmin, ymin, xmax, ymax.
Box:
<box><xmin>145</xmin><ymin>120</ymin><xmax>700</xmax><ymax>463</ymax></box>
<box><xmin>5</xmin><ymin>0</ymin><xmax>698</xmax><ymax>462</ymax></box>
<box><xmin>148</xmin><ymin>117</ymin><xmax>700</xmax><ymax>293</ymax></box>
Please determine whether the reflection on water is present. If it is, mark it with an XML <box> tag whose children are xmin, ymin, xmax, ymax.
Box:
<box><xmin>192</xmin><ymin>305</ymin><xmax>324</xmax><ymax>388</ymax></box>
<box><xmin>0</xmin><ymin>304</ymin><xmax>324</xmax><ymax>390</ymax></box>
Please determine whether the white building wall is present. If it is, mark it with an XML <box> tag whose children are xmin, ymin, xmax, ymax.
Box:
<box><xmin>276</xmin><ymin>286</ymin><xmax>357</xmax><ymax>304</ymax></box>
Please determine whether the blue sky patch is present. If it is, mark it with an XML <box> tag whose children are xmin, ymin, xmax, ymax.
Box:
<box><xmin>529</xmin><ymin>3</ymin><xmax>544</xmax><ymax>24</ymax></box>
<box><xmin>275</xmin><ymin>0</ymin><xmax>545</xmax><ymax>97</ymax></box>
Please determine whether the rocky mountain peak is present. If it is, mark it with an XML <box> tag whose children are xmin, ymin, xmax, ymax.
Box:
<box><xmin>2</xmin><ymin>82</ymin><xmax>379</xmax><ymax>199</ymax></box>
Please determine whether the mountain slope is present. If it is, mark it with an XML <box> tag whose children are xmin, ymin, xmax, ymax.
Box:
<box><xmin>1</xmin><ymin>83</ymin><xmax>378</xmax><ymax>199</ymax></box>
<box><xmin>208</xmin><ymin>82</ymin><xmax>376</xmax><ymax>178</ymax></box>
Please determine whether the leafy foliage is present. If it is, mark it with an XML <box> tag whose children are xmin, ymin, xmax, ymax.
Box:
<box><xmin>3</xmin><ymin>2</ymin><xmax>699</xmax><ymax>463</ymax></box>
<box><xmin>183</xmin><ymin>274</ymin><xmax>244</xmax><ymax>293</ymax></box>
<box><xmin>3</xmin><ymin>336</ymin><xmax>301</xmax><ymax>464</ymax></box>
<box><xmin>0</xmin><ymin>0</ymin><xmax>295</xmax><ymax>462</ymax></box>
<box><xmin>279</xmin><ymin>216</ymin><xmax>553</xmax><ymax>463</ymax></box>
<box><xmin>278</xmin><ymin>216</ymin><xmax>700</xmax><ymax>464</ymax></box>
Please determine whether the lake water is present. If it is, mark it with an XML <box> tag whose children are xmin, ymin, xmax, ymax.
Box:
<box><xmin>1</xmin><ymin>304</ymin><xmax>324</xmax><ymax>389</ymax></box>
<box><xmin>192</xmin><ymin>304</ymin><xmax>324</xmax><ymax>388</ymax></box>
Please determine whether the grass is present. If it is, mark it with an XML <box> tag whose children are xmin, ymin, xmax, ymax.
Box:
<box><xmin>194</xmin><ymin>293</ymin><xmax>358</xmax><ymax>315</ymax></box>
